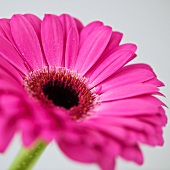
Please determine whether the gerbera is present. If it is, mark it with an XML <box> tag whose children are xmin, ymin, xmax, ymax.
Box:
<box><xmin>0</xmin><ymin>14</ymin><xmax>167</xmax><ymax>170</ymax></box>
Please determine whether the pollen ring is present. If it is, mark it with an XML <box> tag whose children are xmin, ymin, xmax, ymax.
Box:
<box><xmin>23</xmin><ymin>66</ymin><xmax>98</xmax><ymax>120</ymax></box>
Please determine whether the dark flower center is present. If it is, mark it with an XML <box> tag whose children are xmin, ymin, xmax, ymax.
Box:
<box><xmin>42</xmin><ymin>79</ymin><xmax>79</xmax><ymax>109</ymax></box>
<box><xmin>23</xmin><ymin>67</ymin><xmax>97</xmax><ymax>120</ymax></box>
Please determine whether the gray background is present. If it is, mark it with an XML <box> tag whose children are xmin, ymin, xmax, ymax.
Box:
<box><xmin>0</xmin><ymin>0</ymin><xmax>169</xmax><ymax>170</ymax></box>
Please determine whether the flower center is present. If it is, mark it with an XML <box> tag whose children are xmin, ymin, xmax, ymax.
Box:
<box><xmin>23</xmin><ymin>67</ymin><xmax>97</xmax><ymax>120</ymax></box>
<box><xmin>42</xmin><ymin>79</ymin><xmax>79</xmax><ymax>109</ymax></box>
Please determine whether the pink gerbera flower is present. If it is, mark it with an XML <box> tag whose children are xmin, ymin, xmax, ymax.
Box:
<box><xmin>0</xmin><ymin>14</ymin><xmax>167</xmax><ymax>170</ymax></box>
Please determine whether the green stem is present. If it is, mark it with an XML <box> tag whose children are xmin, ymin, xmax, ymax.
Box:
<box><xmin>9</xmin><ymin>140</ymin><xmax>47</xmax><ymax>170</ymax></box>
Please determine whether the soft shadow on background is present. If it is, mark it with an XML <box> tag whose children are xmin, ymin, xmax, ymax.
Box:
<box><xmin>0</xmin><ymin>0</ymin><xmax>169</xmax><ymax>170</ymax></box>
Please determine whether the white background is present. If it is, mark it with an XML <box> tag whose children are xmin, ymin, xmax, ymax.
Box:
<box><xmin>0</xmin><ymin>0</ymin><xmax>169</xmax><ymax>170</ymax></box>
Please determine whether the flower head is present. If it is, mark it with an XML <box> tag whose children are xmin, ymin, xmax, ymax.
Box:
<box><xmin>0</xmin><ymin>14</ymin><xmax>167</xmax><ymax>170</ymax></box>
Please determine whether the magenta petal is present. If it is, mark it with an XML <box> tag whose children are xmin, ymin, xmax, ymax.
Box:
<box><xmin>0</xmin><ymin>94</ymin><xmax>23</xmax><ymax>117</ymax></box>
<box><xmin>41</xmin><ymin>14</ymin><xmax>64</xmax><ymax>67</ymax></box>
<box><xmin>100</xmin><ymin>63</ymin><xmax>156</xmax><ymax>92</ymax></box>
<box><xmin>74</xmin><ymin>17</ymin><xmax>84</xmax><ymax>33</ymax></box>
<box><xmin>40</xmin><ymin>129</ymin><xmax>57</xmax><ymax>143</ymax></box>
<box><xmin>65</xmin><ymin>28</ymin><xmax>79</xmax><ymax>69</ymax></box>
<box><xmin>23</xmin><ymin>14</ymin><xmax>41</xmax><ymax>42</ymax></box>
<box><xmin>158</xmin><ymin>107</ymin><xmax>167</xmax><ymax>125</ymax></box>
<box><xmin>0</xmin><ymin>56</ymin><xmax>23</xmax><ymax>83</ymax></box>
<box><xmin>59</xmin><ymin>14</ymin><xmax>79</xmax><ymax>68</ymax></box>
<box><xmin>144</xmin><ymin>77</ymin><xmax>165</xmax><ymax>87</ymax></box>
<box><xmin>90</xmin><ymin>117</ymin><xmax>163</xmax><ymax>145</ymax></box>
<box><xmin>10</xmin><ymin>14</ymin><xmax>43</xmax><ymax>69</ymax></box>
<box><xmin>90</xmin><ymin>45</ymin><xmax>137</xmax><ymax>86</ymax></box>
<box><xmin>140</xmin><ymin>114</ymin><xmax>165</xmax><ymax>126</ymax></box>
<box><xmin>0</xmin><ymin>19</ymin><xmax>17</xmax><ymax>47</ymax></box>
<box><xmin>100</xmin><ymin>84</ymin><xmax>158</xmax><ymax>101</ymax></box>
<box><xmin>121</xmin><ymin>145</ymin><xmax>143</xmax><ymax>164</ymax></box>
<box><xmin>22</xmin><ymin>132</ymin><xmax>36</xmax><ymax>147</ymax></box>
<box><xmin>58</xmin><ymin>140</ymin><xmax>98</xmax><ymax>163</ymax></box>
<box><xmin>75</xmin><ymin>25</ymin><xmax>112</xmax><ymax>74</ymax></box>
<box><xmin>59</xmin><ymin>14</ymin><xmax>77</xmax><ymax>48</ymax></box>
<box><xmin>0</xmin><ymin>25</ymin><xmax>7</xmax><ymax>38</ymax></box>
<box><xmin>0</xmin><ymin>78</ymin><xmax>21</xmax><ymax>93</ymax></box>
<box><xmin>18</xmin><ymin>119</ymin><xmax>37</xmax><ymax>147</ymax></box>
<box><xmin>0</xmin><ymin>119</ymin><xmax>15</xmax><ymax>152</ymax></box>
<box><xmin>95</xmin><ymin>98</ymin><xmax>159</xmax><ymax>116</ymax></box>
<box><xmin>59</xmin><ymin>14</ymin><xmax>77</xmax><ymax>36</ymax></box>
<box><xmin>0</xmin><ymin>35</ymin><xmax>28</xmax><ymax>74</ymax></box>
<box><xmin>87</xmin><ymin>121</ymin><xmax>136</xmax><ymax>145</ymax></box>
<box><xmin>98</xmin><ymin>158</ymin><xmax>116</xmax><ymax>170</ymax></box>
<box><xmin>79</xmin><ymin>21</ymin><xmax>103</xmax><ymax>47</ymax></box>
<box><xmin>102</xmin><ymin>31</ymin><xmax>123</xmax><ymax>57</ymax></box>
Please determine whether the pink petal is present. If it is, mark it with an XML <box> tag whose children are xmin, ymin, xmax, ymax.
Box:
<box><xmin>0</xmin><ymin>25</ymin><xmax>7</xmax><ymax>38</ymax></box>
<box><xmin>85</xmin><ymin>120</ymin><xmax>139</xmax><ymax>147</ymax></box>
<box><xmin>95</xmin><ymin>98</ymin><xmax>159</xmax><ymax>116</ymax></box>
<box><xmin>56</xmin><ymin>128</ymin><xmax>83</xmax><ymax>145</ymax></box>
<box><xmin>120</xmin><ymin>145</ymin><xmax>143</xmax><ymax>165</ymax></box>
<box><xmin>100</xmin><ymin>63</ymin><xmax>156</xmax><ymax>92</ymax></box>
<box><xmin>0</xmin><ymin>78</ymin><xmax>21</xmax><ymax>93</ymax></box>
<box><xmin>142</xmin><ymin>96</ymin><xmax>165</xmax><ymax>107</ymax></box>
<box><xmin>59</xmin><ymin>14</ymin><xmax>77</xmax><ymax>51</ymax></box>
<box><xmin>23</xmin><ymin>14</ymin><xmax>49</xmax><ymax>66</ymax></box>
<box><xmin>0</xmin><ymin>19</ymin><xmax>34</xmax><ymax>69</ymax></box>
<box><xmin>57</xmin><ymin>123</ymin><xmax>115</xmax><ymax>165</ymax></box>
<box><xmin>65</xmin><ymin>28</ymin><xmax>79</xmax><ymax>69</ymax></box>
<box><xmin>10</xmin><ymin>14</ymin><xmax>43</xmax><ymax>69</ymax></box>
<box><xmin>18</xmin><ymin>119</ymin><xmax>37</xmax><ymax>147</ymax></box>
<box><xmin>137</xmin><ymin>130</ymin><xmax>164</xmax><ymax>146</ymax></box>
<box><xmin>89</xmin><ymin>115</ymin><xmax>164</xmax><ymax>146</ymax></box>
<box><xmin>75</xmin><ymin>25</ymin><xmax>112</xmax><ymax>74</ymax></box>
<box><xmin>59</xmin><ymin>14</ymin><xmax>79</xmax><ymax>68</ymax></box>
<box><xmin>79</xmin><ymin>21</ymin><xmax>103</xmax><ymax>47</ymax></box>
<box><xmin>0</xmin><ymin>35</ymin><xmax>28</xmax><ymax>74</ymax></box>
<box><xmin>21</xmin><ymin>132</ymin><xmax>37</xmax><ymax>147</ymax></box>
<box><xmin>23</xmin><ymin>14</ymin><xmax>41</xmax><ymax>41</ymax></box>
<box><xmin>89</xmin><ymin>117</ymin><xmax>162</xmax><ymax>147</ymax></box>
<box><xmin>58</xmin><ymin>140</ymin><xmax>98</xmax><ymax>163</ymax></box>
<box><xmin>101</xmin><ymin>31</ymin><xmax>123</xmax><ymax>57</ymax></box>
<box><xmin>41</xmin><ymin>14</ymin><xmax>63</xmax><ymax>67</ymax></box>
<box><xmin>139</xmin><ymin>114</ymin><xmax>166</xmax><ymax>126</ymax></box>
<box><xmin>0</xmin><ymin>19</ymin><xmax>17</xmax><ymax>47</ymax></box>
<box><xmin>74</xmin><ymin>17</ymin><xmax>84</xmax><ymax>33</ymax></box>
<box><xmin>101</xmin><ymin>139</ymin><xmax>121</xmax><ymax>157</ymax></box>
<box><xmin>144</xmin><ymin>77</ymin><xmax>165</xmax><ymax>87</ymax></box>
<box><xmin>158</xmin><ymin>107</ymin><xmax>167</xmax><ymax>125</ymax></box>
<box><xmin>0</xmin><ymin>94</ymin><xmax>23</xmax><ymax>117</ymax></box>
<box><xmin>0</xmin><ymin>119</ymin><xmax>16</xmax><ymax>152</ymax></box>
<box><xmin>59</xmin><ymin>14</ymin><xmax>77</xmax><ymax>36</ymax></box>
<box><xmin>100</xmin><ymin>84</ymin><xmax>158</xmax><ymax>101</ymax></box>
<box><xmin>89</xmin><ymin>45</ymin><xmax>137</xmax><ymax>86</ymax></box>
<box><xmin>86</xmin><ymin>121</ymin><xmax>135</xmax><ymax>145</ymax></box>
<box><xmin>40</xmin><ymin>128</ymin><xmax>57</xmax><ymax>143</ymax></box>
<box><xmin>90</xmin><ymin>117</ymin><xmax>161</xmax><ymax>135</ymax></box>
<box><xmin>0</xmin><ymin>56</ymin><xmax>23</xmax><ymax>83</ymax></box>
<box><xmin>98</xmin><ymin>158</ymin><xmax>116</xmax><ymax>170</ymax></box>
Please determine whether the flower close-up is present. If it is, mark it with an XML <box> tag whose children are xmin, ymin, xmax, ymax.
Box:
<box><xmin>0</xmin><ymin>13</ymin><xmax>167</xmax><ymax>170</ymax></box>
